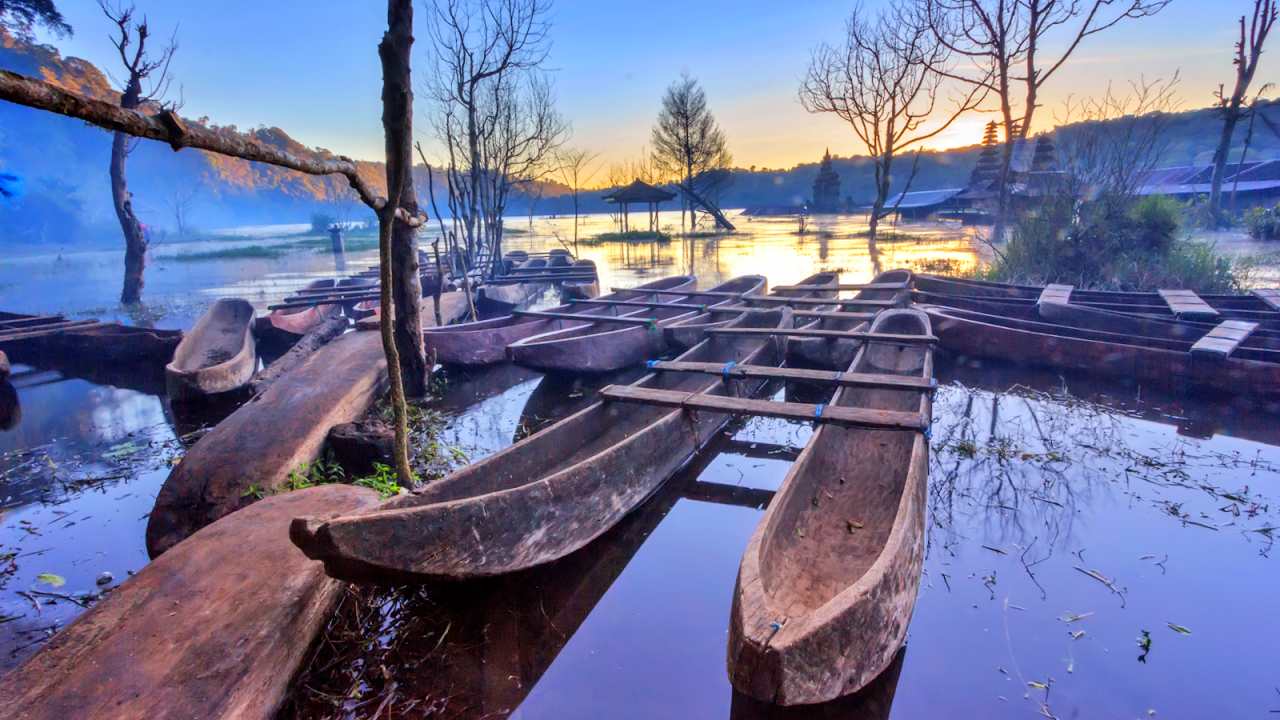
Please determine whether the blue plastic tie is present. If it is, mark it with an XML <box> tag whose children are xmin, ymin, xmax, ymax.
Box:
<box><xmin>646</xmin><ymin>359</ymin><xmax>659</xmax><ymax>369</ymax></box>
<box><xmin>922</xmin><ymin>424</ymin><xmax>932</xmax><ymax>440</ymax></box>
<box><xmin>722</xmin><ymin>360</ymin><xmax>736</xmax><ymax>379</ymax></box>
<box><xmin>814</xmin><ymin>403</ymin><xmax>825</xmax><ymax>419</ymax></box>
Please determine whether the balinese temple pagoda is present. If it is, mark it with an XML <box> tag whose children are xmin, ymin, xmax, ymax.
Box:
<box><xmin>602</xmin><ymin>180</ymin><xmax>677</xmax><ymax>232</ymax></box>
<box><xmin>811</xmin><ymin>149</ymin><xmax>842</xmax><ymax>213</ymax></box>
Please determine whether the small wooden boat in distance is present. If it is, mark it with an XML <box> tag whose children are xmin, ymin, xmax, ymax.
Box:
<box><xmin>166</xmin><ymin>298</ymin><xmax>257</xmax><ymax>401</ymax></box>
<box><xmin>665</xmin><ymin>272</ymin><xmax>838</xmax><ymax>350</ymax></box>
<box><xmin>265</xmin><ymin>279</ymin><xmax>343</xmax><ymax>336</ymax></box>
<box><xmin>728</xmin><ymin>308</ymin><xmax>933</xmax><ymax>706</ymax></box>
<box><xmin>290</xmin><ymin>307</ymin><xmax>794</xmax><ymax>582</ymax></box>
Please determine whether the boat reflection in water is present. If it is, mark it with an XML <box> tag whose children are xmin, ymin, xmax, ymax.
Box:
<box><xmin>0</xmin><ymin>380</ymin><xmax>20</xmax><ymax>431</ymax></box>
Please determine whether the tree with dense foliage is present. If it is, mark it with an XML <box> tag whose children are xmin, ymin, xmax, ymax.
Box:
<box><xmin>0</xmin><ymin>0</ymin><xmax>70</xmax><ymax>39</ymax></box>
<box><xmin>801</xmin><ymin>1</ymin><xmax>983</xmax><ymax>244</ymax></box>
<box><xmin>919</xmin><ymin>0</ymin><xmax>1170</xmax><ymax>241</ymax></box>
<box><xmin>651</xmin><ymin>74</ymin><xmax>731</xmax><ymax>232</ymax></box>
<box><xmin>99</xmin><ymin>0</ymin><xmax>176</xmax><ymax>304</ymax></box>
<box><xmin>1208</xmin><ymin>0</ymin><xmax>1277</xmax><ymax>227</ymax></box>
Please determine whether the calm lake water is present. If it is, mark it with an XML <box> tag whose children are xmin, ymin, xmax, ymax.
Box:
<box><xmin>1</xmin><ymin>211</ymin><xmax>1278</xmax><ymax>718</ymax></box>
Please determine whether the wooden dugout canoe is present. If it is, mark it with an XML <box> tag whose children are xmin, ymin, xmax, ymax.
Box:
<box><xmin>921</xmin><ymin>303</ymin><xmax>1280</xmax><ymax>396</ymax></box>
<box><xmin>728</xmin><ymin>308</ymin><xmax>934</xmax><ymax>705</ymax></box>
<box><xmin>507</xmin><ymin>275</ymin><xmax>767</xmax><ymax>374</ymax></box>
<box><xmin>913</xmin><ymin>273</ymin><xmax>1280</xmax><ymax>325</ymax></box>
<box><xmin>915</xmin><ymin>292</ymin><xmax>1280</xmax><ymax>349</ymax></box>
<box><xmin>424</xmin><ymin>274</ymin><xmax>697</xmax><ymax>366</ymax></box>
<box><xmin>478</xmin><ymin>257</ymin><xmax>549</xmax><ymax>311</ymax></box>
<box><xmin>560</xmin><ymin>259</ymin><xmax>600</xmax><ymax>300</ymax></box>
<box><xmin>165</xmin><ymin>298</ymin><xmax>257</xmax><ymax>401</ymax></box>
<box><xmin>787</xmin><ymin>269</ymin><xmax>913</xmax><ymax>370</ymax></box>
<box><xmin>266</xmin><ymin>279</ymin><xmax>343</xmax><ymax>336</ymax></box>
<box><xmin>665</xmin><ymin>272</ymin><xmax>839</xmax><ymax>350</ymax></box>
<box><xmin>290</xmin><ymin>306</ymin><xmax>793</xmax><ymax>582</ymax></box>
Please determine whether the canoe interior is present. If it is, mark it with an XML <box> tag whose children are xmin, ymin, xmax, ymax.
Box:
<box><xmin>169</xmin><ymin>299</ymin><xmax>255</xmax><ymax>373</ymax></box>
<box><xmin>390</xmin><ymin>307</ymin><xmax>789</xmax><ymax>510</ymax></box>
<box><xmin>788</xmin><ymin>269</ymin><xmax>913</xmax><ymax>369</ymax></box>
<box><xmin>759</xmin><ymin>309</ymin><xmax>931</xmax><ymax>614</ymax></box>
<box><xmin>914</xmin><ymin>274</ymin><xmax>1275</xmax><ymax>313</ymax></box>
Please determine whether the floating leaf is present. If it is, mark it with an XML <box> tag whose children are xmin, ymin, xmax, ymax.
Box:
<box><xmin>1059</xmin><ymin>611</ymin><xmax>1094</xmax><ymax>623</ymax></box>
<box><xmin>1027</xmin><ymin>681</ymin><xmax>1048</xmax><ymax>690</ymax></box>
<box><xmin>36</xmin><ymin>573</ymin><xmax>65</xmax><ymax>588</ymax></box>
<box><xmin>1070</xmin><ymin>630</ymin><xmax>1086</xmax><ymax>640</ymax></box>
<box><xmin>1167</xmin><ymin>622</ymin><xmax>1192</xmax><ymax>635</ymax></box>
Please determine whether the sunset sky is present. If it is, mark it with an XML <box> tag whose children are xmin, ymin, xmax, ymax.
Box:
<box><xmin>39</xmin><ymin>1</ymin><xmax>1270</xmax><ymax>173</ymax></box>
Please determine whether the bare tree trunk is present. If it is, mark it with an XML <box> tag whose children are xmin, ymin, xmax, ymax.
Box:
<box><xmin>381</xmin><ymin>0</ymin><xmax>428</xmax><ymax>401</ymax></box>
<box><xmin>1209</xmin><ymin>112</ymin><xmax>1242</xmax><ymax>227</ymax></box>
<box><xmin>111</xmin><ymin>127</ymin><xmax>147</xmax><ymax>304</ymax></box>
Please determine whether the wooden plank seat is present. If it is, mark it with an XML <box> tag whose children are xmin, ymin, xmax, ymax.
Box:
<box><xmin>1190</xmin><ymin>319</ymin><xmax>1259</xmax><ymax>359</ymax></box>
<box><xmin>599</xmin><ymin>385</ymin><xmax>929</xmax><ymax>431</ymax></box>
<box><xmin>645</xmin><ymin>360</ymin><xmax>938</xmax><ymax>392</ymax></box>
<box><xmin>1158</xmin><ymin>288</ymin><xmax>1219</xmax><ymax>319</ymax></box>
<box><xmin>1252</xmin><ymin>288</ymin><xmax>1280</xmax><ymax>311</ymax></box>
<box><xmin>1037</xmin><ymin>283</ymin><xmax>1074</xmax><ymax>306</ymax></box>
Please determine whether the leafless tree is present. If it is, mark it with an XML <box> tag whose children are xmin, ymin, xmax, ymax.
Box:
<box><xmin>99</xmin><ymin>0</ymin><xmax>177</xmax><ymax>304</ymax></box>
<box><xmin>919</xmin><ymin>0</ymin><xmax>1170</xmax><ymax>240</ymax></box>
<box><xmin>166</xmin><ymin>182</ymin><xmax>199</xmax><ymax>237</ymax></box>
<box><xmin>651</xmin><ymin>74</ymin><xmax>731</xmax><ymax>232</ymax></box>
<box><xmin>1231</xmin><ymin>84</ymin><xmax>1276</xmax><ymax>215</ymax></box>
<box><xmin>424</xmin><ymin>0</ymin><xmax>553</xmax><ymax>276</ymax></box>
<box><xmin>801</xmin><ymin>2</ymin><xmax>985</xmax><ymax>244</ymax></box>
<box><xmin>1053</xmin><ymin>75</ymin><xmax>1182</xmax><ymax>200</ymax></box>
<box><xmin>1209</xmin><ymin>0</ymin><xmax>1277</xmax><ymax>226</ymax></box>
<box><xmin>556</xmin><ymin>147</ymin><xmax>599</xmax><ymax>250</ymax></box>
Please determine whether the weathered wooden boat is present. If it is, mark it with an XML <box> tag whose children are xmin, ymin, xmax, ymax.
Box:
<box><xmin>290</xmin><ymin>307</ymin><xmax>793</xmax><ymax>582</ymax></box>
<box><xmin>424</xmin><ymin>275</ymin><xmax>697</xmax><ymax>366</ymax></box>
<box><xmin>0</xmin><ymin>311</ymin><xmax>181</xmax><ymax>368</ymax></box>
<box><xmin>788</xmin><ymin>269</ymin><xmax>913</xmax><ymax>369</ymax></box>
<box><xmin>921</xmin><ymin>303</ymin><xmax>1280</xmax><ymax>396</ymax></box>
<box><xmin>265</xmin><ymin>279</ymin><xmax>343</xmax><ymax>336</ymax></box>
<box><xmin>912</xmin><ymin>292</ymin><xmax>1280</xmax><ymax>348</ymax></box>
<box><xmin>478</xmin><ymin>257</ymin><xmax>549</xmax><ymax>311</ymax></box>
<box><xmin>913</xmin><ymin>273</ymin><xmax>1280</xmax><ymax>325</ymax></box>
<box><xmin>728</xmin><ymin>308</ymin><xmax>934</xmax><ymax>705</ymax></box>
<box><xmin>665</xmin><ymin>272</ymin><xmax>839</xmax><ymax>350</ymax></box>
<box><xmin>560</xmin><ymin>259</ymin><xmax>600</xmax><ymax>300</ymax></box>
<box><xmin>165</xmin><ymin>298</ymin><xmax>257</xmax><ymax>402</ymax></box>
<box><xmin>507</xmin><ymin>275</ymin><xmax>767</xmax><ymax>374</ymax></box>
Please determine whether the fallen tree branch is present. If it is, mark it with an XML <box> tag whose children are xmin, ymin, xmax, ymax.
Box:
<box><xmin>0</xmin><ymin>69</ymin><xmax>426</xmax><ymax>227</ymax></box>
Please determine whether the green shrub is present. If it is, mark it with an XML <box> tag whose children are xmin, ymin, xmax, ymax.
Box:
<box><xmin>1245</xmin><ymin>205</ymin><xmax>1280</xmax><ymax>240</ymax></box>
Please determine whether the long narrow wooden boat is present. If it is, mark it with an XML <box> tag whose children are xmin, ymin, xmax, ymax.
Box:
<box><xmin>265</xmin><ymin>279</ymin><xmax>343</xmax><ymax>336</ymax></box>
<box><xmin>920</xmin><ymin>303</ymin><xmax>1280</xmax><ymax>395</ymax></box>
<box><xmin>560</xmin><ymin>259</ymin><xmax>600</xmax><ymax>300</ymax></box>
<box><xmin>728</xmin><ymin>308</ymin><xmax>934</xmax><ymax>706</ymax></box>
<box><xmin>290</xmin><ymin>307</ymin><xmax>793</xmax><ymax>582</ymax></box>
<box><xmin>914</xmin><ymin>273</ymin><xmax>1280</xmax><ymax>324</ymax></box>
<box><xmin>424</xmin><ymin>275</ymin><xmax>697</xmax><ymax>366</ymax></box>
<box><xmin>478</xmin><ymin>257</ymin><xmax>549</xmax><ymax>311</ymax></box>
<box><xmin>914</xmin><ymin>292</ymin><xmax>1280</xmax><ymax>348</ymax></box>
<box><xmin>665</xmin><ymin>272</ymin><xmax>839</xmax><ymax>350</ymax></box>
<box><xmin>0</xmin><ymin>311</ymin><xmax>181</xmax><ymax>368</ymax></box>
<box><xmin>507</xmin><ymin>275</ymin><xmax>767</xmax><ymax>374</ymax></box>
<box><xmin>788</xmin><ymin>269</ymin><xmax>913</xmax><ymax>369</ymax></box>
<box><xmin>165</xmin><ymin>298</ymin><xmax>257</xmax><ymax>401</ymax></box>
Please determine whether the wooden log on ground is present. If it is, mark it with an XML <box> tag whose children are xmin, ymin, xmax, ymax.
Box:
<box><xmin>145</xmin><ymin>331</ymin><xmax>389</xmax><ymax>556</ymax></box>
<box><xmin>249</xmin><ymin>315</ymin><xmax>349</xmax><ymax>396</ymax></box>
<box><xmin>0</xmin><ymin>485</ymin><xmax>381</xmax><ymax>720</ymax></box>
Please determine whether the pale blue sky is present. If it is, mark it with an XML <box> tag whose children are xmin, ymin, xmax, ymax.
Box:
<box><xmin>38</xmin><ymin>1</ymin><xmax>1263</xmax><ymax>171</ymax></box>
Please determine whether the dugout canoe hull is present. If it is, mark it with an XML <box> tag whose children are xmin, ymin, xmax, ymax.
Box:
<box><xmin>165</xmin><ymin>298</ymin><xmax>257</xmax><ymax>401</ymax></box>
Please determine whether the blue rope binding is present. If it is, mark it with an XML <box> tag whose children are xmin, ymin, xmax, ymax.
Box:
<box><xmin>646</xmin><ymin>359</ymin><xmax>659</xmax><ymax>369</ymax></box>
<box><xmin>814</xmin><ymin>403</ymin><xmax>825</xmax><ymax>419</ymax></box>
<box><xmin>721</xmin><ymin>360</ymin><xmax>736</xmax><ymax>380</ymax></box>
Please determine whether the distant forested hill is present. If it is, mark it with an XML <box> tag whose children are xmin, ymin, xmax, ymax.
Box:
<box><xmin>2</xmin><ymin>27</ymin><xmax>1277</xmax><ymax>246</ymax></box>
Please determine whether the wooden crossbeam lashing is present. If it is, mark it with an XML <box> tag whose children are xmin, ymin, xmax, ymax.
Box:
<box><xmin>1158</xmin><ymin>288</ymin><xmax>1219</xmax><ymax>319</ymax></box>
<box><xmin>646</xmin><ymin>361</ymin><xmax>938</xmax><ymax>392</ymax></box>
<box><xmin>512</xmin><ymin>310</ymin><xmax>657</xmax><ymax>326</ymax></box>
<box><xmin>600</xmin><ymin>385</ymin><xmax>929</xmax><ymax>431</ymax></box>
<box><xmin>1037</xmin><ymin>284</ymin><xmax>1073</xmax><ymax>306</ymax></box>
<box><xmin>706</xmin><ymin>327</ymin><xmax>938</xmax><ymax>344</ymax></box>
<box><xmin>1252</xmin><ymin>288</ymin><xmax>1280</xmax><ymax>311</ymax></box>
<box><xmin>1191</xmin><ymin>320</ymin><xmax>1259</xmax><ymax>358</ymax></box>
<box><xmin>770</xmin><ymin>282</ymin><xmax>909</xmax><ymax>292</ymax></box>
<box><xmin>569</xmin><ymin>298</ymin><xmax>708</xmax><ymax>311</ymax></box>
